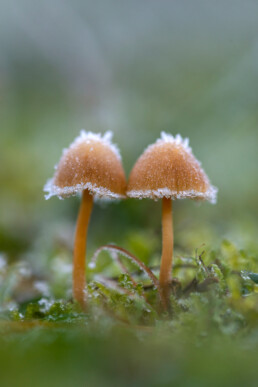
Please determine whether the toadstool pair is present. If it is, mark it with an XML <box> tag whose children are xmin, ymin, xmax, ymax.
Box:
<box><xmin>44</xmin><ymin>131</ymin><xmax>217</xmax><ymax>309</ymax></box>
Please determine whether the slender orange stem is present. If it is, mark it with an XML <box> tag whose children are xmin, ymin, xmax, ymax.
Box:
<box><xmin>73</xmin><ymin>190</ymin><xmax>93</xmax><ymax>309</ymax></box>
<box><xmin>159</xmin><ymin>198</ymin><xmax>173</xmax><ymax>309</ymax></box>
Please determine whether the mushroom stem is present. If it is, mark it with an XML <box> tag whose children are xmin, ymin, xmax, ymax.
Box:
<box><xmin>160</xmin><ymin>197</ymin><xmax>173</xmax><ymax>309</ymax></box>
<box><xmin>73</xmin><ymin>190</ymin><xmax>93</xmax><ymax>309</ymax></box>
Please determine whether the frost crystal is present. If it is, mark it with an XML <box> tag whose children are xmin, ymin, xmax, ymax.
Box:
<box><xmin>159</xmin><ymin>132</ymin><xmax>191</xmax><ymax>152</ymax></box>
<box><xmin>127</xmin><ymin>186</ymin><xmax>218</xmax><ymax>204</ymax></box>
<box><xmin>141</xmin><ymin>132</ymin><xmax>192</xmax><ymax>155</ymax></box>
<box><xmin>34</xmin><ymin>281</ymin><xmax>50</xmax><ymax>297</ymax></box>
<box><xmin>66</xmin><ymin>130</ymin><xmax>121</xmax><ymax>161</ymax></box>
<box><xmin>88</xmin><ymin>261</ymin><xmax>96</xmax><ymax>269</ymax></box>
<box><xmin>44</xmin><ymin>180</ymin><xmax>124</xmax><ymax>200</ymax></box>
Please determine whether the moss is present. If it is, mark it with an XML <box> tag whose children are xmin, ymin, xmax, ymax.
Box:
<box><xmin>0</xmin><ymin>231</ymin><xmax>258</xmax><ymax>386</ymax></box>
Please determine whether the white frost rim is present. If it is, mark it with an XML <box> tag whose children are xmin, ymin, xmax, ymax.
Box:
<box><xmin>44</xmin><ymin>179</ymin><xmax>125</xmax><ymax>200</ymax></box>
<box><xmin>127</xmin><ymin>186</ymin><xmax>218</xmax><ymax>204</ymax></box>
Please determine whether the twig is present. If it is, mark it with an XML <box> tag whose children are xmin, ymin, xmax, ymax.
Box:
<box><xmin>91</xmin><ymin>245</ymin><xmax>166</xmax><ymax>310</ymax></box>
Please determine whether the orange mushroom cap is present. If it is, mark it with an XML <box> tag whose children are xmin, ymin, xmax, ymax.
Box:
<box><xmin>44</xmin><ymin>131</ymin><xmax>126</xmax><ymax>200</ymax></box>
<box><xmin>127</xmin><ymin>132</ymin><xmax>217</xmax><ymax>203</ymax></box>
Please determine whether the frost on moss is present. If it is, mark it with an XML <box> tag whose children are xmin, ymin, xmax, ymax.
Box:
<box><xmin>0</xmin><ymin>238</ymin><xmax>256</xmax><ymax>336</ymax></box>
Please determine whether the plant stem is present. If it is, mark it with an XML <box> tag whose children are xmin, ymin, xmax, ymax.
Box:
<box><xmin>73</xmin><ymin>190</ymin><xmax>93</xmax><ymax>309</ymax></box>
<box><xmin>160</xmin><ymin>198</ymin><xmax>173</xmax><ymax>310</ymax></box>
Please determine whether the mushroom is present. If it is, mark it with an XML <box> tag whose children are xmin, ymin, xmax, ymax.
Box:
<box><xmin>44</xmin><ymin>130</ymin><xmax>126</xmax><ymax>308</ymax></box>
<box><xmin>127</xmin><ymin>132</ymin><xmax>217</xmax><ymax>308</ymax></box>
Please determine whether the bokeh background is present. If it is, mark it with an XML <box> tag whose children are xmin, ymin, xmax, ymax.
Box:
<box><xmin>1</xmin><ymin>0</ymin><xmax>258</xmax><ymax>272</ymax></box>
<box><xmin>1</xmin><ymin>2</ymin><xmax>258</xmax><ymax>386</ymax></box>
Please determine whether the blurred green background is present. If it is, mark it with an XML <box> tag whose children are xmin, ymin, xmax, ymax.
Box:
<box><xmin>1</xmin><ymin>0</ymin><xmax>258</xmax><ymax>264</ymax></box>
<box><xmin>1</xmin><ymin>1</ymin><xmax>258</xmax><ymax>385</ymax></box>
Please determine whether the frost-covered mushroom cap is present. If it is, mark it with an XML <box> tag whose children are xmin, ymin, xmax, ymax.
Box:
<box><xmin>127</xmin><ymin>132</ymin><xmax>217</xmax><ymax>204</ymax></box>
<box><xmin>44</xmin><ymin>130</ymin><xmax>126</xmax><ymax>200</ymax></box>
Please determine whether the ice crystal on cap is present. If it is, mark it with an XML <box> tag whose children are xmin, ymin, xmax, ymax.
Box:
<box><xmin>127</xmin><ymin>132</ymin><xmax>218</xmax><ymax>204</ymax></box>
<box><xmin>158</xmin><ymin>132</ymin><xmax>191</xmax><ymax>151</ymax></box>
<box><xmin>44</xmin><ymin>130</ymin><xmax>126</xmax><ymax>200</ymax></box>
